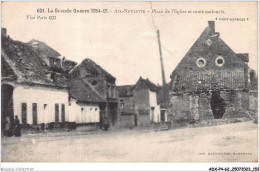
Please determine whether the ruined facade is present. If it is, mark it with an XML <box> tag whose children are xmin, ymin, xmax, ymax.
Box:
<box><xmin>169</xmin><ymin>21</ymin><xmax>257</xmax><ymax>122</ymax></box>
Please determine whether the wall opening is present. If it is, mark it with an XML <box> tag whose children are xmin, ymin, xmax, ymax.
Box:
<box><xmin>108</xmin><ymin>103</ymin><xmax>118</xmax><ymax>126</ymax></box>
<box><xmin>21</xmin><ymin>103</ymin><xmax>27</xmax><ymax>126</ymax></box>
<box><xmin>210</xmin><ymin>91</ymin><xmax>226</xmax><ymax>119</ymax></box>
<box><xmin>61</xmin><ymin>104</ymin><xmax>65</xmax><ymax>122</ymax></box>
<box><xmin>1</xmin><ymin>84</ymin><xmax>14</xmax><ymax>133</ymax></box>
<box><xmin>55</xmin><ymin>104</ymin><xmax>59</xmax><ymax>122</ymax></box>
<box><xmin>150</xmin><ymin>107</ymin><xmax>155</xmax><ymax>123</ymax></box>
<box><xmin>160</xmin><ymin>110</ymin><xmax>166</xmax><ymax>123</ymax></box>
<box><xmin>32</xmin><ymin>103</ymin><xmax>37</xmax><ymax>125</ymax></box>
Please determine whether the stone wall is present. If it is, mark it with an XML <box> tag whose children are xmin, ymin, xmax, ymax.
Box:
<box><xmin>220</xmin><ymin>90</ymin><xmax>249</xmax><ymax>118</ymax></box>
<box><xmin>249</xmin><ymin>91</ymin><xmax>258</xmax><ymax>119</ymax></box>
<box><xmin>168</xmin><ymin>94</ymin><xmax>195</xmax><ymax>122</ymax></box>
<box><xmin>168</xmin><ymin>90</ymin><xmax>252</xmax><ymax>122</ymax></box>
<box><xmin>198</xmin><ymin>92</ymin><xmax>213</xmax><ymax>120</ymax></box>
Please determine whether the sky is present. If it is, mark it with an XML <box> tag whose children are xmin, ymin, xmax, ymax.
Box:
<box><xmin>2</xmin><ymin>2</ymin><xmax>258</xmax><ymax>85</ymax></box>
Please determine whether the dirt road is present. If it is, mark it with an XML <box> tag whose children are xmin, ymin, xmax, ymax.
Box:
<box><xmin>1</xmin><ymin>121</ymin><xmax>258</xmax><ymax>162</ymax></box>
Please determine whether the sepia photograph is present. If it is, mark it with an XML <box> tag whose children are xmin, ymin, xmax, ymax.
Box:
<box><xmin>0</xmin><ymin>1</ymin><xmax>259</xmax><ymax>171</ymax></box>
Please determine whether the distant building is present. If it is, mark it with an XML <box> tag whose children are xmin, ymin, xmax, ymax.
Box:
<box><xmin>117</xmin><ymin>77</ymin><xmax>167</xmax><ymax>128</ymax></box>
<box><xmin>117</xmin><ymin>85</ymin><xmax>135</xmax><ymax>116</ymax></box>
<box><xmin>169</xmin><ymin>21</ymin><xmax>257</xmax><ymax>121</ymax></box>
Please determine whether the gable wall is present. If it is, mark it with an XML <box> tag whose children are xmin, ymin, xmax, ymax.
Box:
<box><xmin>134</xmin><ymin>87</ymin><xmax>150</xmax><ymax>115</ymax></box>
<box><xmin>171</xmin><ymin>23</ymin><xmax>248</xmax><ymax>93</ymax></box>
<box><xmin>83</xmin><ymin>77</ymin><xmax>107</xmax><ymax>98</ymax></box>
<box><xmin>168</xmin><ymin>21</ymin><xmax>251</xmax><ymax>122</ymax></box>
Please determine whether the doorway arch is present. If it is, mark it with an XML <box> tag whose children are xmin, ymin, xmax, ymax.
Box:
<box><xmin>210</xmin><ymin>91</ymin><xmax>227</xmax><ymax>119</ymax></box>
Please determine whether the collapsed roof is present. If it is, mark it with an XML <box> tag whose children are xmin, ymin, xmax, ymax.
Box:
<box><xmin>2</xmin><ymin>34</ymin><xmax>68</xmax><ymax>88</ymax></box>
<box><xmin>69</xmin><ymin>58</ymin><xmax>116</xmax><ymax>81</ymax></box>
<box><xmin>28</xmin><ymin>39</ymin><xmax>61</xmax><ymax>59</ymax></box>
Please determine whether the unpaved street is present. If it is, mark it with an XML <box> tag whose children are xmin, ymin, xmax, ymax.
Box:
<box><xmin>1</xmin><ymin>121</ymin><xmax>258</xmax><ymax>162</ymax></box>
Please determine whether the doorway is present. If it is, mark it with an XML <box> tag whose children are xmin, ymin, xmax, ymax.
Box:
<box><xmin>134</xmin><ymin>113</ymin><xmax>138</xmax><ymax>127</ymax></box>
<box><xmin>1</xmin><ymin>84</ymin><xmax>14</xmax><ymax>133</ymax></box>
<box><xmin>150</xmin><ymin>107</ymin><xmax>155</xmax><ymax>123</ymax></box>
<box><xmin>210</xmin><ymin>91</ymin><xmax>226</xmax><ymax>119</ymax></box>
<box><xmin>160</xmin><ymin>110</ymin><xmax>166</xmax><ymax>123</ymax></box>
<box><xmin>55</xmin><ymin>104</ymin><xmax>59</xmax><ymax>122</ymax></box>
<box><xmin>108</xmin><ymin>103</ymin><xmax>118</xmax><ymax>126</ymax></box>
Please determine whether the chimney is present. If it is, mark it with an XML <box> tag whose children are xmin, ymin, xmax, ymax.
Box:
<box><xmin>61</xmin><ymin>56</ymin><xmax>66</xmax><ymax>68</ymax></box>
<box><xmin>237</xmin><ymin>53</ymin><xmax>249</xmax><ymax>63</ymax></box>
<box><xmin>32</xmin><ymin>41</ymin><xmax>39</xmax><ymax>49</ymax></box>
<box><xmin>1</xmin><ymin>28</ymin><xmax>7</xmax><ymax>36</ymax></box>
<box><xmin>208</xmin><ymin>21</ymin><xmax>215</xmax><ymax>33</ymax></box>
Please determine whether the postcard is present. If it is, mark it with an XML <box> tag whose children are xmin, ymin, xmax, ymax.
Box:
<box><xmin>1</xmin><ymin>1</ymin><xmax>258</xmax><ymax>171</ymax></box>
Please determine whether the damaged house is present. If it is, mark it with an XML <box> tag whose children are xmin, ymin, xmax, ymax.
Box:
<box><xmin>28</xmin><ymin>40</ymin><xmax>104</xmax><ymax>125</ymax></box>
<box><xmin>1</xmin><ymin>28</ymin><xmax>119</xmax><ymax>131</ymax></box>
<box><xmin>1</xmin><ymin>29</ymin><xmax>70</xmax><ymax>129</ymax></box>
<box><xmin>68</xmin><ymin>78</ymin><xmax>105</xmax><ymax>124</ymax></box>
<box><xmin>117</xmin><ymin>77</ymin><xmax>167</xmax><ymax>128</ymax></box>
<box><xmin>68</xmin><ymin>58</ymin><xmax>119</xmax><ymax>126</ymax></box>
<box><xmin>28</xmin><ymin>39</ymin><xmax>77</xmax><ymax>73</ymax></box>
<box><xmin>169</xmin><ymin>21</ymin><xmax>257</xmax><ymax>122</ymax></box>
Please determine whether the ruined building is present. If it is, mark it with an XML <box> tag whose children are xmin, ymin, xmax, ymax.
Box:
<box><xmin>68</xmin><ymin>58</ymin><xmax>119</xmax><ymax>126</ymax></box>
<box><xmin>117</xmin><ymin>77</ymin><xmax>167</xmax><ymax>128</ymax></box>
<box><xmin>1</xmin><ymin>28</ymin><xmax>119</xmax><ymax>131</ymax></box>
<box><xmin>169</xmin><ymin>21</ymin><xmax>257</xmax><ymax>122</ymax></box>
<box><xmin>28</xmin><ymin>39</ymin><xmax>77</xmax><ymax>73</ymax></box>
<box><xmin>1</xmin><ymin>30</ymin><xmax>70</xmax><ymax>129</ymax></box>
